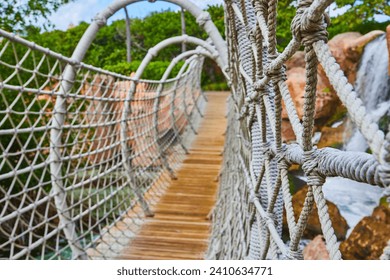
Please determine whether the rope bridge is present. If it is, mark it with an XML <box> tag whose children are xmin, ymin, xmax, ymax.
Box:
<box><xmin>0</xmin><ymin>0</ymin><xmax>389</xmax><ymax>260</ymax></box>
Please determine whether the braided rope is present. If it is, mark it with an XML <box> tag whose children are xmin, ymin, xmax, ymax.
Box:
<box><xmin>1</xmin><ymin>0</ymin><xmax>389</xmax><ymax>260</ymax></box>
<box><xmin>0</xmin><ymin>28</ymin><xmax>206</xmax><ymax>259</ymax></box>
<box><xmin>207</xmin><ymin>0</ymin><xmax>389</xmax><ymax>260</ymax></box>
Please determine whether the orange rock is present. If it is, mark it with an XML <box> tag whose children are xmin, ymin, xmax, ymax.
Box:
<box><xmin>303</xmin><ymin>235</ymin><xmax>330</xmax><ymax>260</ymax></box>
<box><xmin>281</xmin><ymin>30</ymin><xmax>384</xmax><ymax>142</ymax></box>
<box><xmin>281</xmin><ymin>119</ymin><xmax>296</xmax><ymax>142</ymax></box>
<box><xmin>340</xmin><ymin>205</ymin><xmax>390</xmax><ymax>260</ymax></box>
<box><xmin>317</xmin><ymin>123</ymin><xmax>346</xmax><ymax>149</ymax></box>
<box><xmin>328</xmin><ymin>31</ymin><xmax>384</xmax><ymax>84</ymax></box>
<box><xmin>283</xmin><ymin>186</ymin><xmax>349</xmax><ymax>240</ymax></box>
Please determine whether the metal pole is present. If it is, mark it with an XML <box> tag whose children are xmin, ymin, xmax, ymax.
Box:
<box><xmin>181</xmin><ymin>8</ymin><xmax>186</xmax><ymax>53</ymax></box>
<box><xmin>124</xmin><ymin>7</ymin><xmax>132</xmax><ymax>63</ymax></box>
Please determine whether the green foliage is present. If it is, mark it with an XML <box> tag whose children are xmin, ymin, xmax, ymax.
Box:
<box><xmin>379</xmin><ymin>195</ymin><xmax>390</xmax><ymax>207</ymax></box>
<box><xmin>4</xmin><ymin>2</ymin><xmax>389</xmax><ymax>86</ymax></box>
<box><xmin>21</xmin><ymin>5</ymin><xmax>226</xmax><ymax>86</ymax></box>
<box><xmin>275</xmin><ymin>0</ymin><xmax>390</xmax><ymax>50</ymax></box>
<box><xmin>104</xmin><ymin>60</ymin><xmax>185</xmax><ymax>80</ymax></box>
<box><xmin>276</xmin><ymin>0</ymin><xmax>296</xmax><ymax>50</ymax></box>
<box><xmin>332</xmin><ymin>0</ymin><xmax>389</xmax><ymax>28</ymax></box>
<box><xmin>325</xmin><ymin>105</ymin><xmax>348</xmax><ymax>126</ymax></box>
<box><xmin>0</xmin><ymin>0</ymin><xmax>73</xmax><ymax>32</ymax></box>
<box><xmin>378</xmin><ymin>113</ymin><xmax>390</xmax><ymax>135</ymax></box>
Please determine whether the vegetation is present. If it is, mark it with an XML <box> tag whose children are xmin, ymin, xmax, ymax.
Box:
<box><xmin>0</xmin><ymin>0</ymin><xmax>74</xmax><ymax>32</ymax></box>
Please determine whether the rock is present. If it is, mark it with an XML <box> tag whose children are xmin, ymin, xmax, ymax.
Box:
<box><xmin>317</xmin><ymin>122</ymin><xmax>346</xmax><ymax>149</ymax></box>
<box><xmin>303</xmin><ymin>235</ymin><xmax>330</xmax><ymax>260</ymax></box>
<box><xmin>284</xmin><ymin>54</ymin><xmax>339</xmax><ymax>121</ymax></box>
<box><xmin>327</xmin><ymin>31</ymin><xmax>384</xmax><ymax>84</ymax></box>
<box><xmin>284</xmin><ymin>186</ymin><xmax>349</xmax><ymax>240</ymax></box>
<box><xmin>285</xmin><ymin>51</ymin><xmax>305</xmax><ymax>70</ymax></box>
<box><xmin>387</xmin><ymin>25</ymin><xmax>390</xmax><ymax>75</ymax></box>
<box><xmin>340</xmin><ymin>205</ymin><xmax>390</xmax><ymax>260</ymax></box>
<box><xmin>281</xmin><ymin>119</ymin><xmax>296</xmax><ymax>142</ymax></box>
<box><xmin>282</xmin><ymin>53</ymin><xmax>340</xmax><ymax>142</ymax></box>
<box><xmin>281</xmin><ymin>31</ymin><xmax>384</xmax><ymax>142</ymax></box>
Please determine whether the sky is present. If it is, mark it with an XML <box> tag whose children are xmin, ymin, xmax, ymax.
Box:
<box><xmin>46</xmin><ymin>0</ymin><xmax>224</xmax><ymax>30</ymax></box>
<box><xmin>46</xmin><ymin>0</ymin><xmax>389</xmax><ymax>31</ymax></box>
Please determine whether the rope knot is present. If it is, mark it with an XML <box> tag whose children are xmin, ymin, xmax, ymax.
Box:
<box><xmin>261</xmin><ymin>213</ymin><xmax>276</xmax><ymax>228</ymax></box>
<box><xmin>302</xmin><ymin>148</ymin><xmax>325</xmax><ymax>186</ymax></box>
<box><xmin>260</xmin><ymin>142</ymin><xmax>272</xmax><ymax>157</ymax></box>
<box><xmin>275</xmin><ymin>145</ymin><xmax>291</xmax><ymax>169</ymax></box>
<box><xmin>93</xmin><ymin>14</ymin><xmax>107</xmax><ymax>27</ymax></box>
<box><xmin>265</xmin><ymin>63</ymin><xmax>287</xmax><ymax>83</ymax></box>
<box><xmin>291</xmin><ymin>0</ymin><xmax>329</xmax><ymax>47</ymax></box>
<box><xmin>196</xmin><ymin>12</ymin><xmax>211</xmax><ymax>27</ymax></box>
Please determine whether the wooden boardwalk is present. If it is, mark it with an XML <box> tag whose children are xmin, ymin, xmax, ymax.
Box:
<box><xmin>120</xmin><ymin>91</ymin><xmax>228</xmax><ymax>260</ymax></box>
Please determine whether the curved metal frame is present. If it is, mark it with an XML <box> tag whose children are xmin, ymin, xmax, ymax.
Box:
<box><xmin>161</xmin><ymin>49</ymin><xmax>215</xmax><ymax>81</ymax></box>
<box><xmin>120</xmin><ymin>36</ymin><xmax>219</xmax><ymax>185</ymax></box>
<box><xmin>133</xmin><ymin>35</ymin><xmax>221</xmax><ymax>79</ymax></box>
<box><xmin>151</xmin><ymin>50</ymin><xmax>212</xmax><ymax>177</ymax></box>
<box><xmin>49</xmin><ymin>0</ymin><xmax>228</xmax><ymax>259</ymax></box>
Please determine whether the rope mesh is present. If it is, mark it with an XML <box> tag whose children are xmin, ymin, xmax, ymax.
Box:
<box><xmin>0</xmin><ymin>29</ymin><xmax>204</xmax><ymax>259</ymax></box>
<box><xmin>1</xmin><ymin>0</ymin><xmax>389</xmax><ymax>260</ymax></box>
<box><xmin>206</xmin><ymin>0</ymin><xmax>389</xmax><ymax>260</ymax></box>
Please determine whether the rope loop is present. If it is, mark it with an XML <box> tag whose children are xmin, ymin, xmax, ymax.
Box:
<box><xmin>265</xmin><ymin>55</ymin><xmax>287</xmax><ymax>83</ymax></box>
<box><xmin>291</xmin><ymin>0</ymin><xmax>329</xmax><ymax>47</ymax></box>
<box><xmin>196</xmin><ymin>11</ymin><xmax>211</xmax><ymax>27</ymax></box>
<box><xmin>274</xmin><ymin>145</ymin><xmax>291</xmax><ymax>169</ymax></box>
<box><xmin>93</xmin><ymin>14</ymin><xmax>107</xmax><ymax>27</ymax></box>
<box><xmin>260</xmin><ymin>141</ymin><xmax>272</xmax><ymax>157</ymax></box>
<box><xmin>302</xmin><ymin>148</ymin><xmax>326</xmax><ymax>186</ymax></box>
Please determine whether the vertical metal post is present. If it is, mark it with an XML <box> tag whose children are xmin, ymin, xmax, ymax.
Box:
<box><xmin>181</xmin><ymin>8</ymin><xmax>186</xmax><ymax>53</ymax></box>
<box><xmin>124</xmin><ymin>7</ymin><xmax>132</xmax><ymax>63</ymax></box>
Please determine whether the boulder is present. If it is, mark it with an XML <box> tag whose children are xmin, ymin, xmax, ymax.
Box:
<box><xmin>281</xmin><ymin>119</ymin><xmax>296</xmax><ymax>142</ymax></box>
<box><xmin>281</xmin><ymin>30</ymin><xmax>384</xmax><ymax>142</ymax></box>
<box><xmin>327</xmin><ymin>31</ymin><xmax>384</xmax><ymax>84</ymax></box>
<box><xmin>303</xmin><ymin>235</ymin><xmax>330</xmax><ymax>260</ymax></box>
<box><xmin>340</xmin><ymin>205</ymin><xmax>390</xmax><ymax>260</ymax></box>
<box><xmin>316</xmin><ymin>122</ymin><xmax>346</xmax><ymax>149</ymax></box>
<box><xmin>284</xmin><ymin>186</ymin><xmax>349</xmax><ymax>240</ymax></box>
<box><xmin>284</xmin><ymin>53</ymin><xmax>339</xmax><ymax>121</ymax></box>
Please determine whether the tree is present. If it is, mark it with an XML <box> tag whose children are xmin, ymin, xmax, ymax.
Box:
<box><xmin>275</xmin><ymin>0</ymin><xmax>390</xmax><ymax>49</ymax></box>
<box><xmin>0</xmin><ymin>0</ymin><xmax>73</xmax><ymax>32</ymax></box>
<box><xmin>329</xmin><ymin>0</ymin><xmax>390</xmax><ymax>36</ymax></box>
<box><xmin>333</xmin><ymin>0</ymin><xmax>389</xmax><ymax>26</ymax></box>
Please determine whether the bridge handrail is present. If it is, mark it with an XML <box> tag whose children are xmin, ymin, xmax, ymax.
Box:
<box><xmin>0</xmin><ymin>27</ymin><xmax>207</xmax><ymax>259</ymax></box>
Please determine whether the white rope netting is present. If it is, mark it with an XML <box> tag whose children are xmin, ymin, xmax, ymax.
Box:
<box><xmin>1</xmin><ymin>0</ymin><xmax>389</xmax><ymax>260</ymax></box>
<box><xmin>0</xmin><ymin>28</ymin><xmax>205</xmax><ymax>259</ymax></box>
<box><xmin>206</xmin><ymin>0</ymin><xmax>390</xmax><ymax>260</ymax></box>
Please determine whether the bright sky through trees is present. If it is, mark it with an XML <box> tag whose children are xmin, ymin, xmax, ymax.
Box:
<box><xmin>45</xmin><ymin>0</ymin><xmax>224</xmax><ymax>30</ymax></box>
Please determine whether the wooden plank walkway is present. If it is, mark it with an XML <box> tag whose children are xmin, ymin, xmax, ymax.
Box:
<box><xmin>120</xmin><ymin>91</ymin><xmax>228</xmax><ymax>260</ymax></box>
